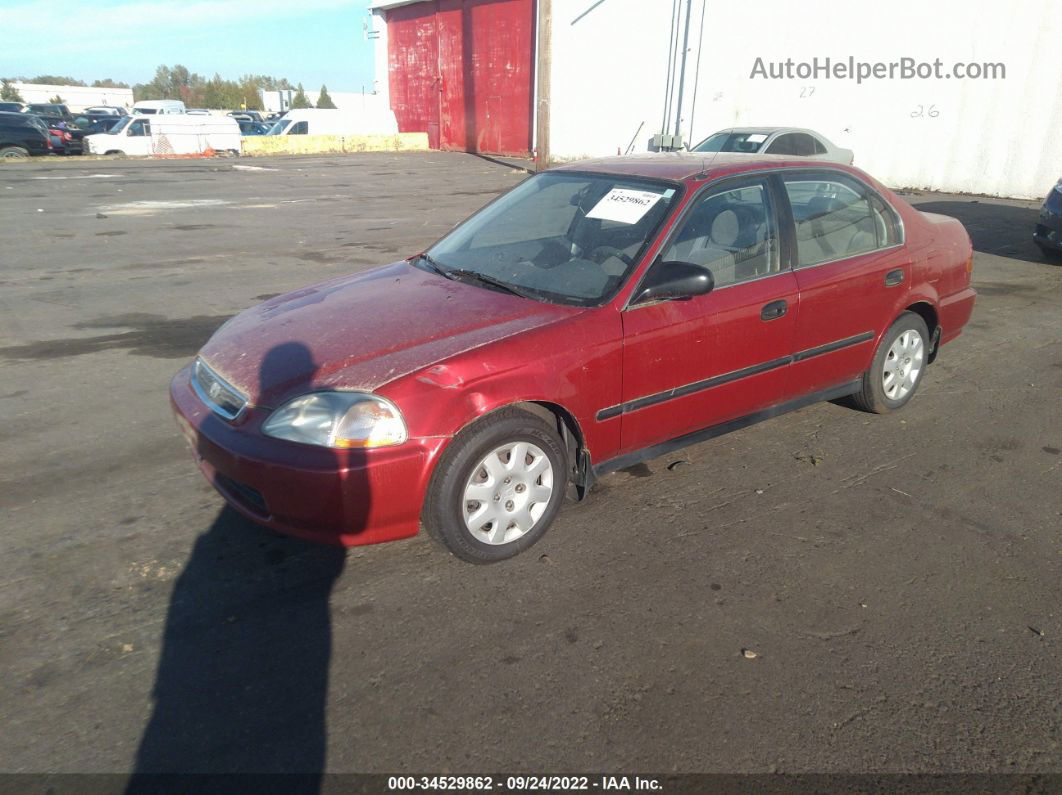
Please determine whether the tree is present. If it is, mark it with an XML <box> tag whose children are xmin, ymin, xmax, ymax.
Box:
<box><xmin>1</xmin><ymin>79</ymin><xmax>23</xmax><ymax>102</ymax></box>
<box><xmin>291</xmin><ymin>83</ymin><xmax>313</xmax><ymax>109</ymax></box>
<box><xmin>31</xmin><ymin>75</ymin><xmax>86</xmax><ymax>86</ymax></box>
<box><xmin>92</xmin><ymin>78</ymin><xmax>130</xmax><ymax>88</ymax></box>
<box><xmin>316</xmin><ymin>85</ymin><xmax>336</xmax><ymax>109</ymax></box>
<box><xmin>49</xmin><ymin>94</ymin><xmax>65</xmax><ymax>104</ymax></box>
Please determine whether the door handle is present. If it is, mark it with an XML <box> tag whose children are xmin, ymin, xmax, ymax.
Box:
<box><xmin>761</xmin><ymin>300</ymin><xmax>788</xmax><ymax>321</ymax></box>
<box><xmin>885</xmin><ymin>268</ymin><xmax>905</xmax><ymax>287</ymax></box>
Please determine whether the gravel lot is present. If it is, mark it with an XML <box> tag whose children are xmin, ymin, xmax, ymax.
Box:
<box><xmin>0</xmin><ymin>154</ymin><xmax>1059</xmax><ymax>775</ymax></box>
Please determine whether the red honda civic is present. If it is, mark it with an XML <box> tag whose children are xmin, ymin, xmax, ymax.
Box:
<box><xmin>171</xmin><ymin>154</ymin><xmax>976</xmax><ymax>562</ymax></box>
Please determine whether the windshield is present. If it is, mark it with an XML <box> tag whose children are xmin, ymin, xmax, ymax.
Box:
<box><xmin>691</xmin><ymin>131</ymin><xmax>769</xmax><ymax>153</ymax></box>
<box><xmin>107</xmin><ymin>116</ymin><xmax>133</xmax><ymax>133</ymax></box>
<box><xmin>266</xmin><ymin>120</ymin><xmax>290</xmax><ymax>135</ymax></box>
<box><xmin>423</xmin><ymin>172</ymin><xmax>679</xmax><ymax>306</ymax></box>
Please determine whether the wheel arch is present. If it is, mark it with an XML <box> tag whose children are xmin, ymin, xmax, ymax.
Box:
<box><xmin>903</xmin><ymin>300</ymin><xmax>940</xmax><ymax>362</ymax></box>
<box><xmin>450</xmin><ymin>399</ymin><xmax>592</xmax><ymax>499</ymax></box>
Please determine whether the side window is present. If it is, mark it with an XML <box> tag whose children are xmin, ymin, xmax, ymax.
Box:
<box><xmin>784</xmin><ymin>175</ymin><xmax>901</xmax><ymax>267</ymax></box>
<box><xmin>128</xmin><ymin>119</ymin><xmax>150</xmax><ymax>137</ymax></box>
<box><xmin>766</xmin><ymin>134</ymin><xmax>796</xmax><ymax>155</ymax></box>
<box><xmin>811</xmin><ymin>136</ymin><xmax>828</xmax><ymax>155</ymax></box>
<box><xmin>288</xmin><ymin>121</ymin><xmax>308</xmax><ymax>135</ymax></box>
<box><xmin>791</xmin><ymin>134</ymin><xmax>818</xmax><ymax>156</ymax></box>
<box><xmin>662</xmin><ymin>181</ymin><xmax>779</xmax><ymax>288</ymax></box>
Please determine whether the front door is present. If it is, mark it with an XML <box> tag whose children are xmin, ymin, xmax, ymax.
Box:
<box><xmin>617</xmin><ymin>177</ymin><xmax>799</xmax><ymax>454</ymax></box>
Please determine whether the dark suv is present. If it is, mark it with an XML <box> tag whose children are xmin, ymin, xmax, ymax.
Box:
<box><xmin>26</xmin><ymin>103</ymin><xmax>75</xmax><ymax>122</ymax></box>
<box><xmin>0</xmin><ymin>112</ymin><xmax>52</xmax><ymax>157</ymax></box>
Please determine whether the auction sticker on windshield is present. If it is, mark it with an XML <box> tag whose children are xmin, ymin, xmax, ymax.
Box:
<box><xmin>585</xmin><ymin>188</ymin><xmax>663</xmax><ymax>224</ymax></box>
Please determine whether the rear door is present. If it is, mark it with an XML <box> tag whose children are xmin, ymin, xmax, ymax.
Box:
<box><xmin>781</xmin><ymin>170</ymin><xmax>908</xmax><ymax>396</ymax></box>
<box><xmin>617</xmin><ymin>176</ymin><xmax>799</xmax><ymax>454</ymax></box>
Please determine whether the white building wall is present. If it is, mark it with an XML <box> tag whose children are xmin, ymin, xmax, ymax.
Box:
<box><xmin>548</xmin><ymin>0</ymin><xmax>1062</xmax><ymax>199</ymax></box>
<box><xmin>13</xmin><ymin>83</ymin><xmax>134</xmax><ymax>112</ymax></box>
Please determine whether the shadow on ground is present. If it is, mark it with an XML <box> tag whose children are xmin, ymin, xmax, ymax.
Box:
<box><xmin>914</xmin><ymin>200</ymin><xmax>1054</xmax><ymax>265</ymax></box>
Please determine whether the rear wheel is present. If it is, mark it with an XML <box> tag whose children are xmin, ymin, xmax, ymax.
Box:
<box><xmin>423</xmin><ymin>408</ymin><xmax>567</xmax><ymax>563</ymax></box>
<box><xmin>0</xmin><ymin>146</ymin><xmax>29</xmax><ymax>159</ymax></box>
<box><xmin>852</xmin><ymin>312</ymin><xmax>929</xmax><ymax>414</ymax></box>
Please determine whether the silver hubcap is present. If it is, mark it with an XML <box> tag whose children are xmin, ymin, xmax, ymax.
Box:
<box><xmin>462</xmin><ymin>441</ymin><xmax>554</xmax><ymax>545</ymax></box>
<box><xmin>883</xmin><ymin>330</ymin><xmax>924</xmax><ymax>401</ymax></box>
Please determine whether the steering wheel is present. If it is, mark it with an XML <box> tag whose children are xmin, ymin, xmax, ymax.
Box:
<box><xmin>589</xmin><ymin>245</ymin><xmax>634</xmax><ymax>267</ymax></box>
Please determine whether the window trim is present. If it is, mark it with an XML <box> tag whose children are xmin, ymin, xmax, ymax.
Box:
<box><xmin>625</xmin><ymin>172</ymin><xmax>787</xmax><ymax>310</ymax></box>
<box><xmin>777</xmin><ymin>168</ymin><xmax>906</xmax><ymax>271</ymax></box>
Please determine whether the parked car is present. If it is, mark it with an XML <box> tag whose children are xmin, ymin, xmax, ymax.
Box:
<box><xmin>1033</xmin><ymin>178</ymin><xmax>1062</xmax><ymax>260</ymax></box>
<box><xmin>0</xmin><ymin>101</ymin><xmax>24</xmax><ymax>113</ymax></box>
<box><xmin>237</xmin><ymin>120</ymin><xmax>270</xmax><ymax>136</ymax></box>
<box><xmin>265</xmin><ymin>107</ymin><xmax>398</xmax><ymax>136</ymax></box>
<box><xmin>77</xmin><ymin>116</ymin><xmax>125</xmax><ymax>135</ymax></box>
<box><xmin>171</xmin><ymin>154</ymin><xmax>976</xmax><ymax>562</ymax></box>
<box><xmin>0</xmin><ymin>111</ymin><xmax>52</xmax><ymax>157</ymax></box>
<box><xmin>691</xmin><ymin>127</ymin><xmax>854</xmax><ymax>164</ymax></box>
<box><xmin>229</xmin><ymin>110</ymin><xmax>264</xmax><ymax>123</ymax></box>
<box><xmin>82</xmin><ymin>106</ymin><xmax>127</xmax><ymax>117</ymax></box>
<box><xmin>83</xmin><ymin>113</ymin><xmax>241</xmax><ymax>156</ymax></box>
<box><xmin>25</xmin><ymin>103</ymin><xmax>76</xmax><ymax>124</ymax></box>
<box><xmin>132</xmin><ymin>99</ymin><xmax>186</xmax><ymax>115</ymax></box>
<box><xmin>25</xmin><ymin>114</ymin><xmax>85</xmax><ymax>154</ymax></box>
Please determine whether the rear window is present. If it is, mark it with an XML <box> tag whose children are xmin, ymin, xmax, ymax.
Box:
<box><xmin>691</xmin><ymin>132</ymin><xmax>768</xmax><ymax>154</ymax></box>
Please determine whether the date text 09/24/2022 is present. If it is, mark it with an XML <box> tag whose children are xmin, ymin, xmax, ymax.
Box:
<box><xmin>387</xmin><ymin>775</ymin><xmax>662</xmax><ymax>791</ymax></box>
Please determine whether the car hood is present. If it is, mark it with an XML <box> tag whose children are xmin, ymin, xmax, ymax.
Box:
<box><xmin>198</xmin><ymin>261</ymin><xmax>581</xmax><ymax>407</ymax></box>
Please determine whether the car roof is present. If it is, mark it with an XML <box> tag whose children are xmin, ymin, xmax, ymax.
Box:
<box><xmin>550</xmin><ymin>152</ymin><xmax>854</xmax><ymax>183</ymax></box>
<box><xmin>710</xmin><ymin>127</ymin><xmax>820</xmax><ymax>136</ymax></box>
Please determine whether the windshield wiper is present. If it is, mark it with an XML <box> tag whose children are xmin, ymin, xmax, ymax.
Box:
<box><xmin>413</xmin><ymin>252</ymin><xmax>450</xmax><ymax>277</ymax></box>
<box><xmin>444</xmin><ymin>268</ymin><xmax>539</xmax><ymax>300</ymax></box>
<box><xmin>415</xmin><ymin>254</ymin><xmax>537</xmax><ymax>300</ymax></box>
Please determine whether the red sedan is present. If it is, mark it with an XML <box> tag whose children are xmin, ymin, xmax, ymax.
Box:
<box><xmin>171</xmin><ymin>154</ymin><xmax>976</xmax><ymax>562</ymax></box>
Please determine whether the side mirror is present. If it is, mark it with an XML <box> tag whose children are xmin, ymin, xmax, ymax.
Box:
<box><xmin>632</xmin><ymin>260</ymin><xmax>714</xmax><ymax>305</ymax></box>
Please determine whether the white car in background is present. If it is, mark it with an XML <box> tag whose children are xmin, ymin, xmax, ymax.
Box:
<box><xmin>690</xmin><ymin>127</ymin><xmax>854</xmax><ymax>164</ymax></box>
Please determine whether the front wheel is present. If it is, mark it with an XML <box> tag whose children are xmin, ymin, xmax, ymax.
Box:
<box><xmin>423</xmin><ymin>408</ymin><xmax>567</xmax><ymax>563</ymax></box>
<box><xmin>852</xmin><ymin>312</ymin><xmax>930</xmax><ymax>414</ymax></box>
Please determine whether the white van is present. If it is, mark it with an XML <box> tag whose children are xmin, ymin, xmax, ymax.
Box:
<box><xmin>83</xmin><ymin>114</ymin><xmax>241</xmax><ymax>156</ymax></box>
<box><xmin>132</xmin><ymin>100</ymin><xmax>187</xmax><ymax>115</ymax></box>
<box><xmin>265</xmin><ymin>107</ymin><xmax>399</xmax><ymax>137</ymax></box>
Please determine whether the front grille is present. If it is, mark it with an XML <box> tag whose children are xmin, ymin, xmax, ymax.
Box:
<box><xmin>192</xmin><ymin>358</ymin><xmax>248</xmax><ymax>421</ymax></box>
<box><xmin>215</xmin><ymin>473</ymin><xmax>269</xmax><ymax>516</ymax></box>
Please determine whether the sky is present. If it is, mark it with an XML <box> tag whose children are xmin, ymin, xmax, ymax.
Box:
<box><xmin>0</xmin><ymin>0</ymin><xmax>378</xmax><ymax>93</ymax></box>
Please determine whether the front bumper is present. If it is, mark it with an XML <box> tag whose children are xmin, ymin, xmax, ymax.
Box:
<box><xmin>170</xmin><ymin>363</ymin><xmax>447</xmax><ymax>547</ymax></box>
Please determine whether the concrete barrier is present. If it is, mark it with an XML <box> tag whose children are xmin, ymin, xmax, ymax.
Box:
<box><xmin>241</xmin><ymin>133</ymin><xmax>429</xmax><ymax>156</ymax></box>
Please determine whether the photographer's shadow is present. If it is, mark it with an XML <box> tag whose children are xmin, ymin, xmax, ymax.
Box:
<box><xmin>131</xmin><ymin>342</ymin><xmax>355</xmax><ymax>783</ymax></box>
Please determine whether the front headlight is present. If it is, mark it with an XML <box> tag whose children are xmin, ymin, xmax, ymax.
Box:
<box><xmin>262</xmin><ymin>392</ymin><xmax>407</xmax><ymax>449</ymax></box>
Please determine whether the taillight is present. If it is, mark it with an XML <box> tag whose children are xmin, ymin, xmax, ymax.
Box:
<box><xmin>45</xmin><ymin>136</ymin><xmax>53</xmax><ymax>149</ymax></box>
<box><xmin>63</xmin><ymin>132</ymin><xmax>72</xmax><ymax>141</ymax></box>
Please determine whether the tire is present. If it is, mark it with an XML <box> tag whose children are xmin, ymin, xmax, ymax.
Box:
<box><xmin>0</xmin><ymin>146</ymin><xmax>29</xmax><ymax>159</ymax></box>
<box><xmin>423</xmin><ymin>407</ymin><xmax>568</xmax><ymax>563</ymax></box>
<box><xmin>1038</xmin><ymin>243</ymin><xmax>1062</xmax><ymax>262</ymax></box>
<box><xmin>852</xmin><ymin>311</ymin><xmax>930</xmax><ymax>414</ymax></box>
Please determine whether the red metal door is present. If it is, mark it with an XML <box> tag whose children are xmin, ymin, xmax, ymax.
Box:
<box><xmin>386</xmin><ymin>3</ymin><xmax>442</xmax><ymax>149</ymax></box>
<box><xmin>386</xmin><ymin>0</ymin><xmax>533</xmax><ymax>156</ymax></box>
